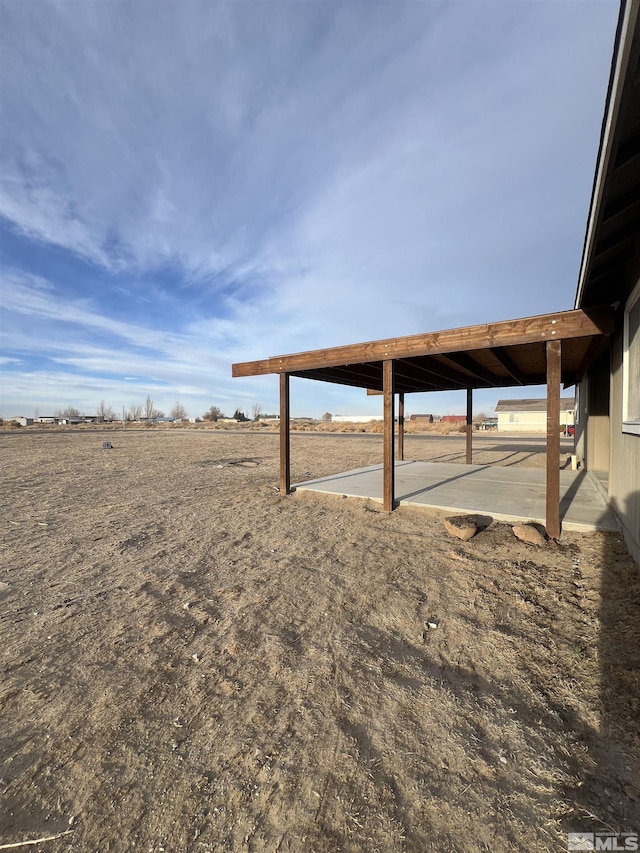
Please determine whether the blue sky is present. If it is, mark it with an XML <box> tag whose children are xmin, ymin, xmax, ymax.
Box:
<box><xmin>0</xmin><ymin>0</ymin><xmax>619</xmax><ymax>419</ymax></box>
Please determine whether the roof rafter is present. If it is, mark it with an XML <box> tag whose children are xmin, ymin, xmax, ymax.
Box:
<box><xmin>491</xmin><ymin>346</ymin><xmax>527</xmax><ymax>385</ymax></box>
<box><xmin>395</xmin><ymin>358</ymin><xmax>472</xmax><ymax>390</ymax></box>
<box><xmin>436</xmin><ymin>352</ymin><xmax>497</xmax><ymax>384</ymax></box>
<box><xmin>593</xmin><ymin>214</ymin><xmax>640</xmax><ymax>258</ymax></box>
<box><xmin>601</xmin><ymin>186</ymin><xmax>640</xmax><ymax>223</ymax></box>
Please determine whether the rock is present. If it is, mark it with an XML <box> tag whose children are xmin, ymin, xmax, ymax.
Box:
<box><xmin>512</xmin><ymin>523</ymin><xmax>547</xmax><ymax>546</ymax></box>
<box><xmin>425</xmin><ymin>620</ymin><xmax>439</xmax><ymax>630</ymax></box>
<box><xmin>443</xmin><ymin>516</ymin><xmax>478</xmax><ymax>541</ymax></box>
<box><xmin>0</xmin><ymin>581</ymin><xmax>9</xmax><ymax>593</ymax></box>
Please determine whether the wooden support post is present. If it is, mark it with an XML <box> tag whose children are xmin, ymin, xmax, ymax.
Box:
<box><xmin>383</xmin><ymin>360</ymin><xmax>395</xmax><ymax>512</ymax></box>
<box><xmin>466</xmin><ymin>387</ymin><xmax>473</xmax><ymax>465</ymax></box>
<box><xmin>546</xmin><ymin>340</ymin><xmax>561</xmax><ymax>539</ymax></box>
<box><xmin>397</xmin><ymin>392</ymin><xmax>405</xmax><ymax>462</ymax></box>
<box><xmin>279</xmin><ymin>372</ymin><xmax>290</xmax><ymax>496</ymax></box>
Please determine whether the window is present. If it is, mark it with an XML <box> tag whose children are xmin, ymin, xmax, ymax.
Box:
<box><xmin>623</xmin><ymin>279</ymin><xmax>640</xmax><ymax>435</ymax></box>
<box><xmin>509</xmin><ymin>413</ymin><xmax>518</xmax><ymax>423</ymax></box>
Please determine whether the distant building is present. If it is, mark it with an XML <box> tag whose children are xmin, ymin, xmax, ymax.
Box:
<box><xmin>441</xmin><ymin>415</ymin><xmax>466</xmax><ymax>424</ymax></box>
<box><xmin>10</xmin><ymin>417</ymin><xmax>33</xmax><ymax>426</ymax></box>
<box><xmin>409</xmin><ymin>414</ymin><xmax>434</xmax><ymax>425</ymax></box>
<box><xmin>495</xmin><ymin>398</ymin><xmax>575</xmax><ymax>432</ymax></box>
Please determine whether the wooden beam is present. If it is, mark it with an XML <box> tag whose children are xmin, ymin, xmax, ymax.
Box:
<box><xmin>577</xmin><ymin>335</ymin><xmax>610</xmax><ymax>381</ymax></box>
<box><xmin>294</xmin><ymin>363</ymin><xmax>383</xmax><ymax>385</ymax></box>
<box><xmin>491</xmin><ymin>346</ymin><xmax>527</xmax><ymax>385</ymax></box>
<box><xmin>279</xmin><ymin>373</ymin><xmax>290</xmax><ymax>497</ymax></box>
<box><xmin>300</xmin><ymin>364</ymin><xmax>444</xmax><ymax>394</ymax></box>
<box><xmin>466</xmin><ymin>388</ymin><xmax>473</xmax><ymax>465</ymax></box>
<box><xmin>593</xmin><ymin>215</ymin><xmax>640</xmax><ymax>259</ymax></box>
<box><xmin>613</xmin><ymin>134</ymin><xmax>640</xmax><ymax>170</ymax></box>
<box><xmin>393</xmin><ymin>363</ymin><xmax>453</xmax><ymax>391</ymax></box>
<box><xmin>601</xmin><ymin>186</ymin><xmax>640</xmax><ymax>223</ymax></box>
<box><xmin>437</xmin><ymin>352</ymin><xmax>498</xmax><ymax>384</ymax></box>
<box><xmin>398</xmin><ymin>357</ymin><xmax>482</xmax><ymax>389</ymax></box>
<box><xmin>383</xmin><ymin>360</ymin><xmax>394</xmax><ymax>512</ymax></box>
<box><xmin>546</xmin><ymin>340</ymin><xmax>561</xmax><ymax>540</ymax></box>
<box><xmin>590</xmin><ymin>250</ymin><xmax>633</xmax><ymax>283</ymax></box>
<box><xmin>232</xmin><ymin>307</ymin><xmax>614</xmax><ymax>377</ymax></box>
<box><xmin>398</xmin><ymin>392</ymin><xmax>405</xmax><ymax>462</ymax></box>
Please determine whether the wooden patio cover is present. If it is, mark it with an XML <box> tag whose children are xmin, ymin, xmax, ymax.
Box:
<box><xmin>233</xmin><ymin>306</ymin><xmax>614</xmax><ymax>538</ymax></box>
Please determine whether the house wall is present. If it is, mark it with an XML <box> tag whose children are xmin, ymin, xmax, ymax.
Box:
<box><xmin>609</xmin><ymin>322</ymin><xmax>640</xmax><ymax>563</ymax></box>
<box><xmin>497</xmin><ymin>410</ymin><xmax>574</xmax><ymax>432</ymax></box>
<box><xmin>587</xmin><ymin>350</ymin><xmax>611</xmax><ymax>474</ymax></box>
<box><xmin>582</xmin><ymin>251</ymin><xmax>640</xmax><ymax>564</ymax></box>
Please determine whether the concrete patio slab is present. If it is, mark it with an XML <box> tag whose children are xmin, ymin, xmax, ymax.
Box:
<box><xmin>294</xmin><ymin>462</ymin><xmax>618</xmax><ymax>532</ymax></box>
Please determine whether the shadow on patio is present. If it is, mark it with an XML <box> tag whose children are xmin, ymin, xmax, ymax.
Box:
<box><xmin>294</xmin><ymin>461</ymin><xmax>619</xmax><ymax>533</ymax></box>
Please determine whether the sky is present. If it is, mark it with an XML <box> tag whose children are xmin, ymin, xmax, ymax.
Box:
<box><xmin>0</xmin><ymin>0</ymin><xmax>620</xmax><ymax>420</ymax></box>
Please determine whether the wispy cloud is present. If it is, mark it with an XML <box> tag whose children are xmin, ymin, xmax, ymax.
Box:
<box><xmin>0</xmin><ymin>0</ymin><xmax>619</xmax><ymax>416</ymax></box>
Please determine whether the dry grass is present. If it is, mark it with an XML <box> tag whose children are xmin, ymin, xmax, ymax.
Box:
<box><xmin>0</xmin><ymin>430</ymin><xmax>638</xmax><ymax>853</ymax></box>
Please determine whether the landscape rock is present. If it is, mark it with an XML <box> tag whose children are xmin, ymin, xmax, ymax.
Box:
<box><xmin>443</xmin><ymin>516</ymin><xmax>478</xmax><ymax>541</ymax></box>
<box><xmin>512</xmin><ymin>523</ymin><xmax>547</xmax><ymax>546</ymax></box>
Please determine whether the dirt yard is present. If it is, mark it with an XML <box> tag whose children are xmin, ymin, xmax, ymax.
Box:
<box><xmin>1</xmin><ymin>429</ymin><xmax>638</xmax><ymax>852</ymax></box>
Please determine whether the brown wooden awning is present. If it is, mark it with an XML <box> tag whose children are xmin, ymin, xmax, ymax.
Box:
<box><xmin>232</xmin><ymin>306</ymin><xmax>614</xmax><ymax>392</ymax></box>
<box><xmin>232</xmin><ymin>305</ymin><xmax>615</xmax><ymax>538</ymax></box>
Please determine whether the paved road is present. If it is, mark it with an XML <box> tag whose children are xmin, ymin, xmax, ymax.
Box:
<box><xmin>288</xmin><ymin>431</ymin><xmax>575</xmax><ymax>450</ymax></box>
<box><xmin>0</xmin><ymin>428</ymin><xmax>575</xmax><ymax>453</ymax></box>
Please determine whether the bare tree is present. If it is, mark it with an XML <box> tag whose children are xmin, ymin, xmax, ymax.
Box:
<box><xmin>321</xmin><ymin>412</ymin><xmax>332</xmax><ymax>422</ymax></box>
<box><xmin>251</xmin><ymin>403</ymin><xmax>262</xmax><ymax>421</ymax></box>
<box><xmin>62</xmin><ymin>406</ymin><xmax>81</xmax><ymax>418</ymax></box>
<box><xmin>170</xmin><ymin>401</ymin><xmax>187</xmax><ymax>420</ymax></box>
<box><xmin>203</xmin><ymin>405</ymin><xmax>223</xmax><ymax>422</ymax></box>
<box><xmin>128</xmin><ymin>403</ymin><xmax>143</xmax><ymax>422</ymax></box>
<box><xmin>144</xmin><ymin>395</ymin><xmax>154</xmax><ymax>421</ymax></box>
<box><xmin>96</xmin><ymin>400</ymin><xmax>115</xmax><ymax>423</ymax></box>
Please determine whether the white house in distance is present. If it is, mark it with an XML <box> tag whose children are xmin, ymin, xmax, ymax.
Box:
<box><xmin>495</xmin><ymin>398</ymin><xmax>575</xmax><ymax>432</ymax></box>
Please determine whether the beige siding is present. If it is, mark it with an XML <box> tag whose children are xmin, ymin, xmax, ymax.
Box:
<box><xmin>609</xmin><ymin>329</ymin><xmax>640</xmax><ymax>563</ymax></box>
<box><xmin>587</xmin><ymin>351</ymin><xmax>611</xmax><ymax>474</ymax></box>
<box><xmin>497</xmin><ymin>410</ymin><xmax>574</xmax><ymax>432</ymax></box>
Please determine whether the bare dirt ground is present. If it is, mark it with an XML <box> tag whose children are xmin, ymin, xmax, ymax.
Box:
<box><xmin>1</xmin><ymin>430</ymin><xmax>638</xmax><ymax>852</ymax></box>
